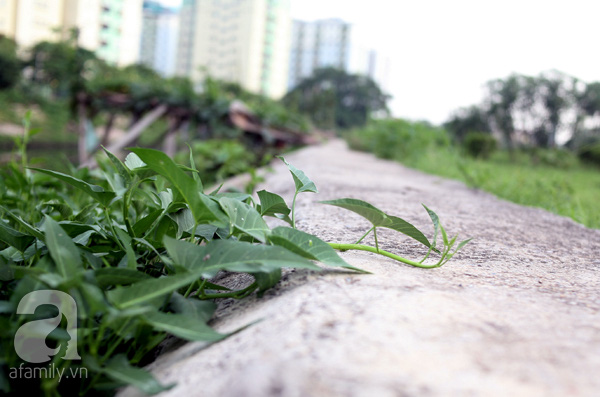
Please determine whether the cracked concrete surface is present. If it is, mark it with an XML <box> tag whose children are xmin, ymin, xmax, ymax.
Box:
<box><xmin>119</xmin><ymin>139</ymin><xmax>600</xmax><ymax>397</ymax></box>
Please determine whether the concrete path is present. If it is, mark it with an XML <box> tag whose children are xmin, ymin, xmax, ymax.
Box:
<box><xmin>120</xmin><ymin>139</ymin><xmax>600</xmax><ymax>397</ymax></box>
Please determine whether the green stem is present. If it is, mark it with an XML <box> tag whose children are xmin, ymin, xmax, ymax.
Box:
<box><xmin>183</xmin><ymin>278</ymin><xmax>198</xmax><ymax>298</ymax></box>
<box><xmin>373</xmin><ymin>227</ymin><xmax>379</xmax><ymax>253</ymax></box>
<box><xmin>104</xmin><ymin>207</ymin><xmax>126</xmax><ymax>253</ymax></box>
<box><xmin>327</xmin><ymin>243</ymin><xmax>445</xmax><ymax>268</ymax></box>
<box><xmin>291</xmin><ymin>190</ymin><xmax>299</xmax><ymax>229</ymax></box>
<box><xmin>355</xmin><ymin>226</ymin><xmax>374</xmax><ymax>244</ymax></box>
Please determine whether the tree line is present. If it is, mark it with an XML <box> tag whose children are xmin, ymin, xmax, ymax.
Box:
<box><xmin>445</xmin><ymin>70</ymin><xmax>600</xmax><ymax>151</ymax></box>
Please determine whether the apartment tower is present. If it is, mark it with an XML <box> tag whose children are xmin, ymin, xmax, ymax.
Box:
<box><xmin>176</xmin><ymin>0</ymin><xmax>291</xmax><ymax>99</ymax></box>
<box><xmin>0</xmin><ymin>0</ymin><xmax>142</xmax><ymax>66</ymax></box>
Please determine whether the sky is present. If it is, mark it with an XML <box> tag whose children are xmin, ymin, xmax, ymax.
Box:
<box><xmin>161</xmin><ymin>0</ymin><xmax>600</xmax><ymax>124</ymax></box>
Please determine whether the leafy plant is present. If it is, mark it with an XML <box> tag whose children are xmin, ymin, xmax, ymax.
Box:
<box><xmin>0</xmin><ymin>115</ymin><xmax>469</xmax><ymax>395</ymax></box>
<box><xmin>463</xmin><ymin>132</ymin><xmax>497</xmax><ymax>159</ymax></box>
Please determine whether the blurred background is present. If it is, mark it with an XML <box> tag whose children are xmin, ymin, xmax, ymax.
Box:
<box><xmin>0</xmin><ymin>0</ymin><xmax>599</xmax><ymax>227</ymax></box>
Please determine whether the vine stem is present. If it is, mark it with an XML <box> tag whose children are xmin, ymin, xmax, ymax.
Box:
<box><xmin>291</xmin><ymin>190</ymin><xmax>299</xmax><ymax>229</ymax></box>
<box><xmin>327</xmin><ymin>243</ymin><xmax>444</xmax><ymax>269</ymax></box>
<box><xmin>355</xmin><ymin>226</ymin><xmax>374</xmax><ymax>244</ymax></box>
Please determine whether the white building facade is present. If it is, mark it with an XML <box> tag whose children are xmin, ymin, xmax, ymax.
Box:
<box><xmin>175</xmin><ymin>0</ymin><xmax>291</xmax><ymax>99</ymax></box>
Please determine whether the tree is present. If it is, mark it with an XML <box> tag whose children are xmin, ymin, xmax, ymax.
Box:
<box><xmin>444</xmin><ymin>105</ymin><xmax>491</xmax><ymax>142</ymax></box>
<box><xmin>485</xmin><ymin>74</ymin><xmax>520</xmax><ymax>151</ymax></box>
<box><xmin>537</xmin><ymin>71</ymin><xmax>572</xmax><ymax>147</ymax></box>
<box><xmin>283</xmin><ymin>68</ymin><xmax>390</xmax><ymax>130</ymax></box>
<box><xmin>0</xmin><ymin>35</ymin><xmax>21</xmax><ymax>90</ymax></box>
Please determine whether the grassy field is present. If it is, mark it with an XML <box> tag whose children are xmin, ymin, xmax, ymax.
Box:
<box><xmin>346</xmin><ymin>119</ymin><xmax>600</xmax><ymax>229</ymax></box>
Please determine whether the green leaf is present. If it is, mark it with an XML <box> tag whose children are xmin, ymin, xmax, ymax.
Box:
<box><xmin>107</xmin><ymin>272</ymin><xmax>203</xmax><ymax>309</ymax></box>
<box><xmin>102</xmin><ymin>146</ymin><xmax>132</xmax><ymax>185</ymax></box>
<box><xmin>456</xmin><ymin>238</ymin><xmax>472</xmax><ymax>251</ymax></box>
<box><xmin>29</xmin><ymin>168</ymin><xmax>116</xmax><ymax>207</ymax></box>
<box><xmin>257</xmin><ymin>190</ymin><xmax>291</xmax><ymax>217</ymax></box>
<box><xmin>440</xmin><ymin>224</ymin><xmax>448</xmax><ymax>246</ymax></box>
<box><xmin>103</xmin><ymin>354</ymin><xmax>173</xmax><ymax>395</ymax></box>
<box><xmin>129</xmin><ymin>148</ymin><xmax>225</xmax><ymax>224</ymax></box>
<box><xmin>268</xmin><ymin>227</ymin><xmax>367</xmax><ymax>273</ymax></box>
<box><xmin>385</xmin><ymin>215</ymin><xmax>432</xmax><ymax>249</ymax></box>
<box><xmin>278</xmin><ymin>156</ymin><xmax>318</xmax><ymax>193</ymax></box>
<box><xmin>0</xmin><ymin>221</ymin><xmax>35</xmax><ymax>252</ymax></box>
<box><xmin>44</xmin><ymin>216</ymin><xmax>82</xmax><ymax>278</ymax></box>
<box><xmin>170</xmin><ymin>293</ymin><xmax>216</xmax><ymax>323</ymax></box>
<box><xmin>143</xmin><ymin>311</ymin><xmax>225</xmax><ymax>342</ymax></box>
<box><xmin>254</xmin><ymin>268</ymin><xmax>282</xmax><ymax>297</ymax></box>
<box><xmin>133</xmin><ymin>208</ymin><xmax>163</xmax><ymax>237</ymax></box>
<box><xmin>113</xmin><ymin>226</ymin><xmax>137</xmax><ymax>269</ymax></box>
<box><xmin>164</xmin><ymin>237</ymin><xmax>320</xmax><ymax>278</ymax></box>
<box><xmin>322</xmin><ymin>199</ymin><xmax>433</xmax><ymax>249</ymax></box>
<box><xmin>187</xmin><ymin>143</ymin><xmax>203</xmax><ymax>193</ymax></box>
<box><xmin>93</xmin><ymin>268</ymin><xmax>151</xmax><ymax>288</ymax></box>
<box><xmin>193</xmin><ymin>224</ymin><xmax>218</xmax><ymax>241</ymax></box>
<box><xmin>422</xmin><ymin>204</ymin><xmax>440</xmax><ymax>237</ymax></box>
<box><xmin>219</xmin><ymin>197</ymin><xmax>270</xmax><ymax>242</ymax></box>
<box><xmin>0</xmin><ymin>204</ymin><xmax>45</xmax><ymax>241</ymax></box>
<box><xmin>124</xmin><ymin>152</ymin><xmax>146</xmax><ymax>170</ymax></box>
<box><xmin>168</xmin><ymin>208</ymin><xmax>195</xmax><ymax>237</ymax></box>
<box><xmin>320</xmin><ymin>198</ymin><xmax>388</xmax><ymax>226</ymax></box>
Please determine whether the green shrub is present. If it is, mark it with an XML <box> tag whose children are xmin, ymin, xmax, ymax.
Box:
<box><xmin>174</xmin><ymin>139</ymin><xmax>257</xmax><ymax>185</ymax></box>
<box><xmin>578</xmin><ymin>142</ymin><xmax>600</xmax><ymax>167</ymax></box>
<box><xmin>529</xmin><ymin>147</ymin><xmax>578</xmax><ymax>169</ymax></box>
<box><xmin>346</xmin><ymin>119</ymin><xmax>450</xmax><ymax>161</ymax></box>
<box><xmin>463</xmin><ymin>132</ymin><xmax>497</xmax><ymax>159</ymax></box>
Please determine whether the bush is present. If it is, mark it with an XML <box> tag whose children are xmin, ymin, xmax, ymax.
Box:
<box><xmin>578</xmin><ymin>142</ymin><xmax>600</xmax><ymax>167</ymax></box>
<box><xmin>463</xmin><ymin>132</ymin><xmax>497</xmax><ymax>159</ymax></box>
<box><xmin>346</xmin><ymin>119</ymin><xmax>450</xmax><ymax>161</ymax></box>
<box><xmin>175</xmin><ymin>139</ymin><xmax>257</xmax><ymax>185</ymax></box>
<box><xmin>529</xmin><ymin>147</ymin><xmax>578</xmax><ymax>169</ymax></box>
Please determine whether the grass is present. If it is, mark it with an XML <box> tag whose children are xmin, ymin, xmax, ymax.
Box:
<box><xmin>407</xmin><ymin>148</ymin><xmax>600</xmax><ymax>228</ymax></box>
<box><xmin>346</xmin><ymin>119</ymin><xmax>600</xmax><ymax>229</ymax></box>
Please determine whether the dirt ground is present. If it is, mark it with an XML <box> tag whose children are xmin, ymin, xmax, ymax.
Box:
<box><xmin>119</xmin><ymin>139</ymin><xmax>600</xmax><ymax>397</ymax></box>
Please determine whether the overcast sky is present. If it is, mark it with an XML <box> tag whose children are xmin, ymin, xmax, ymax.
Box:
<box><xmin>162</xmin><ymin>0</ymin><xmax>600</xmax><ymax>124</ymax></box>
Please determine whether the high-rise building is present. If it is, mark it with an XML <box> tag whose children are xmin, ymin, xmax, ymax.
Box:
<box><xmin>288</xmin><ymin>18</ymin><xmax>350</xmax><ymax>89</ymax></box>
<box><xmin>175</xmin><ymin>0</ymin><xmax>291</xmax><ymax>99</ymax></box>
<box><xmin>96</xmin><ymin>0</ymin><xmax>143</xmax><ymax>66</ymax></box>
<box><xmin>140</xmin><ymin>1</ymin><xmax>179</xmax><ymax>76</ymax></box>
<box><xmin>288</xmin><ymin>18</ymin><xmax>391</xmax><ymax>95</ymax></box>
<box><xmin>0</xmin><ymin>0</ymin><xmax>142</xmax><ymax>66</ymax></box>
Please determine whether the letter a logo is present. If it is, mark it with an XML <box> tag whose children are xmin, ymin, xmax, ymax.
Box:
<box><xmin>14</xmin><ymin>290</ymin><xmax>81</xmax><ymax>363</ymax></box>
